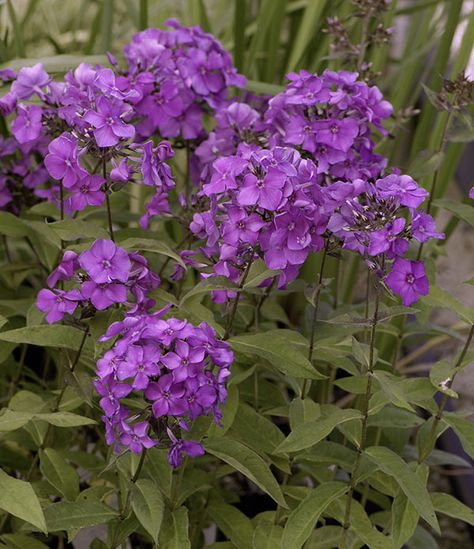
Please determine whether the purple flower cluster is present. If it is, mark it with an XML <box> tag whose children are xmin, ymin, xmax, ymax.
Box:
<box><xmin>37</xmin><ymin>239</ymin><xmax>159</xmax><ymax>322</ymax></box>
<box><xmin>97</xmin><ymin>312</ymin><xmax>233</xmax><ymax>467</ymax></box>
<box><xmin>124</xmin><ymin>19</ymin><xmax>245</xmax><ymax>141</ymax></box>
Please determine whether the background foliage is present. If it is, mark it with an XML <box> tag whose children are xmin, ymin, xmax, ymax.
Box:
<box><xmin>0</xmin><ymin>1</ymin><xmax>473</xmax><ymax>548</ymax></box>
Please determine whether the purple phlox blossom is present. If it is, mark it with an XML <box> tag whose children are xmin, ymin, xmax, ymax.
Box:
<box><xmin>314</xmin><ymin>118</ymin><xmax>359</xmax><ymax>153</ymax></box>
<box><xmin>81</xmin><ymin>280</ymin><xmax>128</xmax><ymax>310</ymax></box>
<box><xmin>203</xmin><ymin>156</ymin><xmax>248</xmax><ymax>195</ymax></box>
<box><xmin>145</xmin><ymin>373</ymin><xmax>187</xmax><ymax>418</ymax></box>
<box><xmin>11</xmin><ymin>63</ymin><xmax>49</xmax><ymax>99</ymax></box>
<box><xmin>469</xmin><ymin>186</ymin><xmax>474</xmax><ymax>200</ymax></box>
<box><xmin>83</xmin><ymin>96</ymin><xmax>135</xmax><ymax>147</ymax></box>
<box><xmin>385</xmin><ymin>257</ymin><xmax>429</xmax><ymax>306</ymax></box>
<box><xmin>110</xmin><ymin>158</ymin><xmax>133</xmax><ymax>183</ymax></box>
<box><xmin>161</xmin><ymin>339</ymin><xmax>205</xmax><ymax>374</ymax></box>
<box><xmin>119</xmin><ymin>421</ymin><xmax>156</xmax><ymax>454</ymax></box>
<box><xmin>44</xmin><ymin>133</ymin><xmax>86</xmax><ymax>189</ymax></box>
<box><xmin>0</xmin><ymin>92</ymin><xmax>17</xmax><ymax>117</ymax></box>
<box><xmin>117</xmin><ymin>344</ymin><xmax>161</xmax><ymax>390</ymax></box>
<box><xmin>221</xmin><ymin>207</ymin><xmax>267</xmax><ymax>246</ymax></box>
<box><xmin>411</xmin><ymin>211</ymin><xmax>445</xmax><ymax>243</ymax></box>
<box><xmin>238</xmin><ymin>167</ymin><xmax>286</xmax><ymax>211</ymax></box>
<box><xmin>36</xmin><ymin>288</ymin><xmax>79</xmax><ymax>323</ymax></box>
<box><xmin>141</xmin><ymin>140</ymin><xmax>175</xmax><ymax>187</ymax></box>
<box><xmin>375</xmin><ymin>174</ymin><xmax>428</xmax><ymax>208</ymax></box>
<box><xmin>368</xmin><ymin>217</ymin><xmax>406</xmax><ymax>256</ymax></box>
<box><xmin>67</xmin><ymin>174</ymin><xmax>105</xmax><ymax>212</ymax></box>
<box><xmin>95</xmin><ymin>375</ymin><xmax>132</xmax><ymax>416</ymax></box>
<box><xmin>0</xmin><ymin>68</ymin><xmax>16</xmax><ymax>82</ymax></box>
<box><xmin>79</xmin><ymin>239</ymin><xmax>131</xmax><ymax>283</ymax></box>
<box><xmin>11</xmin><ymin>104</ymin><xmax>43</xmax><ymax>144</ymax></box>
<box><xmin>47</xmin><ymin>250</ymin><xmax>79</xmax><ymax>287</ymax></box>
<box><xmin>167</xmin><ymin>429</ymin><xmax>204</xmax><ymax>468</ymax></box>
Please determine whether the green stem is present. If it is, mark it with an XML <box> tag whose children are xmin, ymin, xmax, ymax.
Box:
<box><xmin>339</xmin><ymin>276</ymin><xmax>380</xmax><ymax>548</ymax></box>
<box><xmin>301</xmin><ymin>241</ymin><xmax>329</xmax><ymax>398</ymax></box>
<box><xmin>223</xmin><ymin>259</ymin><xmax>252</xmax><ymax>340</ymax></box>
<box><xmin>419</xmin><ymin>323</ymin><xmax>474</xmax><ymax>463</ymax></box>
<box><xmin>110</xmin><ymin>449</ymin><xmax>148</xmax><ymax>548</ymax></box>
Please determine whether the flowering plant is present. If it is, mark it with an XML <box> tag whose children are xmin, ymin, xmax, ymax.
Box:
<box><xmin>0</xmin><ymin>4</ymin><xmax>473</xmax><ymax>549</ymax></box>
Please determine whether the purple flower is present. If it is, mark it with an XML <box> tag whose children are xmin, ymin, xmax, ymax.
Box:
<box><xmin>161</xmin><ymin>340</ymin><xmax>205</xmax><ymax>374</ymax></box>
<box><xmin>11</xmin><ymin>105</ymin><xmax>42</xmax><ymax>144</ymax></box>
<box><xmin>385</xmin><ymin>258</ymin><xmax>429</xmax><ymax>306</ymax></box>
<box><xmin>145</xmin><ymin>374</ymin><xmax>187</xmax><ymax>418</ymax></box>
<box><xmin>83</xmin><ymin>97</ymin><xmax>135</xmax><ymax>147</ymax></box>
<box><xmin>95</xmin><ymin>376</ymin><xmax>132</xmax><ymax>417</ymax></box>
<box><xmin>314</xmin><ymin>118</ymin><xmax>359</xmax><ymax>152</ymax></box>
<box><xmin>81</xmin><ymin>281</ymin><xmax>128</xmax><ymax>310</ymax></box>
<box><xmin>79</xmin><ymin>240</ymin><xmax>131</xmax><ymax>284</ymax></box>
<box><xmin>44</xmin><ymin>133</ymin><xmax>85</xmax><ymax>189</ymax></box>
<box><xmin>168</xmin><ymin>438</ymin><xmax>204</xmax><ymax>468</ymax></box>
<box><xmin>11</xmin><ymin>63</ymin><xmax>49</xmax><ymax>99</ymax></box>
<box><xmin>67</xmin><ymin>174</ymin><xmax>105</xmax><ymax>212</ymax></box>
<box><xmin>117</xmin><ymin>344</ymin><xmax>161</xmax><ymax>390</ymax></box>
<box><xmin>238</xmin><ymin>168</ymin><xmax>286</xmax><ymax>211</ymax></box>
<box><xmin>222</xmin><ymin>207</ymin><xmax>266</xmax><ymax>246</ymax></box>
<box><xmin>36</xmin><ymin>288</ymin><xmax>78</xmax><ymax>323</ymax></box>
<box><xmin>47</xmin><ymin>250</ymin><xmax>78</xmax><ymax>288</ymax></box>
<box><xmin>411</xmin><ymin>211</ymin><xmax>445</xmax><ymax>243</ymax></box>
<box><xmin>376</xmin><ymin>174</ymin><xmax>428</xmax><ymax>208</ymax></box>
<box><xmin>119</xmin><ymin>422</ymin><xmax>156</xmax><ymax>454</ymax></box>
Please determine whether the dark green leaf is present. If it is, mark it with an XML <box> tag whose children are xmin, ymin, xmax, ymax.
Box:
<box><xmin>39</xmin><ymin>448</ymin><xmax>79</xmax><ymax>501</ymax></box>
<box><xmin>205</xmin><ymin>437</ymin><xmax>287</xmax><ymax>508</ymax></box>
<box><xmin>208</xmin><ymin>502</ymin><xmax>254</xmax><ymax>549</ymax></box>
<box><xmin>0</xmin><ymin>469</ymin><xmax>47</xmax><ymax>533</ymax></box>
<box><xmin>0</xmin><ymin>325</ymin><xmax>90</xmax><ymax>350</ymax></box>
<box><xmin>44</xmin><ymin>500</ymin><xmax>118</xmax><ymax>531</ymax></box>
<box><xmin>131</xmin><ymin>479</ymin><xmax>164</xmax><ymax>543</ymax></box>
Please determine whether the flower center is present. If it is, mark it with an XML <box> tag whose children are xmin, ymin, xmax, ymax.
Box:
<box><xmin>406</xmin><ymin>273</ymin><xmax>415</xmax><ymax>284</ymax></box>
<box><xmin>236</xmin><ymin>220</ymin><xmax>245</xmax><ymax>229</ymax></box>
<box><xmin>102</xmin><ymin>259</ymin><xmax>111</xmax><ymax>269</ymax></box>
<box><xmin>330</xmin><ymin>124</ymin><xmax>339</xmax><ymax>134</ymax></box>
<box><xmin>106</xmin><ymin>117</ymin><xmax>115</xmax><ymax>126</ymax></box>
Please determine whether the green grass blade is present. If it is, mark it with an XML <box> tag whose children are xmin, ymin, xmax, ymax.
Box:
<box><xmin>233</xmin><ymin>0</ymin><xmax>246</xmax><ymax>73</ymax></box>
<box><xmin>99</xmin><ymin>0</ymin><xmax>114</xmax><ymax>53</ymax></box>
<box><xmin>85</xmin><ymin>3</ymin><xmax>102</xmax><ymax>55</ymax></box>
<box><xmin>6</xmin><ymin>0</ymin><xmax>25</xmax><ymax>58</ymax></box>
<box><xmin>285</xmin><ymin>0</ymin><xmax>328</xmax><ymax>73</ymax></box>
<box><xmin>139</xmin><ymin>0</ymin><xmax>148</xmax><ymax>30</ymax></box>
<box><xmin>262</xmin><ymin>0</ymin><xmax>287</xmax><ymax>82</ymax></box>
<box><xmin>410</xmin><ymin>0</ymin><xmax>463</xmax><ymax>158</ymax></box>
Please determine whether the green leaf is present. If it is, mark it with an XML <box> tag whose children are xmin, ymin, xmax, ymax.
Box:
<box><xmin>429</xmin><ymin>360</ymin><xmax>458</xmax><ymax>398</ymax></box>
<box><xmin>0</xmin><ymin>468</ymin><xmax>47</xmax><ymax>533</ymax></box>
<box><xmin>289</xmin><ymin>397</ymin><xmax>320</xmax><ymax>430</ymax></box>
<box><xmin>180</xmin><ymin>276</ymin><xmax>237</xmax><ymax>305</ymax></box>
<box><xmin>0</xmin><ymin>409</ymin><xmax>33</xmax><ymax>432</ymax></box>
<box><xmin>275</xmin><ymin>409</ymin><xmax>362</xmax><ymax>454</ymax></box>
<box><xmin>0</xmin><ymin>534</ymin><xmax>49</xmax><ymax>549</ymax></box>
<box><xmin>205</xmin><ymin>437</ymin><xmax>287</xmax><ymax>508</ymax></box>
<box><xmin>421</xmin><ymin>284</ymin><xmax>474</xmax><ymax>323</ymax></box>
<box><xmin>446</xmin><ymin>111</ymin><xmax>474</xmax><ymax>143</ymax></box>
<box><xmin>144</xmin><ymin>449</ymin><xmax>172</xmax><ymax>499</ymax></box>
<box><xmin>118</xmin><ymin>237</ymin><xmax>184</xmax><ymax>266</ymax></box>
<box><xmin>208</xmin><ymin>502</ymin><xmax>254</xmax><ymax>549</ymax></box>
<box><xmin>243</xmin><ymin>259</ymin><xmax>278</xmax><ymax>288</ymax></box>
<box><xmin>392</xmin><ymin>492</ymin><xmax>419</xmax><ymax>548</ymax></box>
<box><xmin>281</xmin><ymin>482</ymin><xmax>347</xmax><ymax>549</ymax></box>
<box><xmin>431</xmin><ymin>491</ymin><xmax>474</xmax><ymax>526</ymax></box>
<box><xmin>39</xmin><ymin>448</ymin><xmax>79</xmax><ymax>501</ymax></box>
<box><xmin>44</xmin><ymin>500</ymin><xmax>118</xmax><ymax>531</ymax></box>
<box><xmin>443</xmin><ymin>413</ymin><xmax>474</xmax><ymax>460</ymax></box>
<box><xmin>364</xmin><ymin>446</ymin><xmax>439</xmax><ymax>533</ymax></box>
<box><xmin>35</xmin><ymin>412</ymin><xmax>96</xmax><ymax>428</ymax></box>
<box><xmin>434</xmin><ymin>199</ymin><xmax>474</xmax><ymax>230</ymax></box>
<box><xmin>159</xmin><ymin>507</ymin><xmax>190</xmax><ymax>549</ymax></box>
<box><xmin>3</xmin><ymin>55</ymin><xmax>108</xmax><ymax>74</ymax></box>
<box><xmin>373</xmin><ymin>371</ymin><xmax>416</xmax><ymax>412</ymax></box>
<box><xmin>229</xmin><ymin>330</ymin><xmax>325</xmax><ymax>380</ymax></box>
<box><xmin>252</xmin><ymin>517</ymin><xmax>283</xmax><ymax>549</ymax></box>
<box><xmin>408</xmin><ymin>150</ymin><xmax>445</xmax><ymax>178</ymax></box>
<box><xmin>131</xmin><ymin>479</ymin><xmax>164</xmax><ymax>543</ymax></box>
<box><xmin>0</xmin><ymin>212</ymin><xmax>30</xmax><ymax>238</ymax></box>
<box><xmin>0</xmin><ymin>325</ymin><xmax>89</xmax><ymax>350</ymax></box>
<box><xmin>50</xmin><ymin>220</ymin><xmax>109</xmax><ymax>241</ymax></box>
<box><xmin>245</xmin><ymin>80</ymin><xmax>285</xmax><ymax>96</ymax></box>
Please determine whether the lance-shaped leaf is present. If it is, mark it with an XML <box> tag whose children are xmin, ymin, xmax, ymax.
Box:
<box><xmin>205</xmin><ymin>437</ymin><xmax>287</xmax><ymax>508</ymax></box>
<box><xmin>364</xmin><ymin>446</ymin><xmax>439</xmax><ymax>533</ymax></box>
<box><xmin>0</xmin><ymin>325</ymin><xmax>90</xmax><ymax>351</ymax></box>
<box><xmin>431</xmin><ymin>492</ymin><xmax>474</xmax><ymax>526</ymax></box>
<box><xmin>119</xmin><ymin>237</ymin><xmax>184</xmax><ymax>266</ymax></box>
<box><xmin>39</xmin><ymin>448</ymin><xmax>79</xmax><ymax>501</ymax></box>
<box><xmin>131</xmin><ymin>479</ymin><xmax>164</xmax><ymax>543</ymax></box>
<box><xmin>208</xmin><ymin>502</ymin><xmax>254</xmax><ymax>549</ymax></box>
<box><xmin>159</xmin><ymin>507</ymin><xmax>190</xmax><ymax>549</ymax></box>
<box><xmin>275</xmin><ymin>409</ymin><xmax>362</xmax><ymax>454</ymax></box>
<box><xmin>281</xmin><ymin>481</ymin><xmax>347</xmax><ymax>549</ymax></box>
<box><xmin>229</xmin><ymin>330</ymin><xmax>325</xmax><ymax>380</ymax></box>
<box><xmin>0</xmin><ymin>469</ymin><xmax>47</xmax><ymax>533</ymax></box>
<box><xmin>43</xmin><ymin>500</ymin><xmax>118</xmax><ymax>531</ymax></box>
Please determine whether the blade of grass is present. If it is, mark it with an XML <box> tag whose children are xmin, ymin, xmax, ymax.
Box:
<box><xmin>139</xmin><ymin>0</ymin><xmax>148</xmax><ymax>30</ymax></box>
<box><xmin>6</xmin><ymin>0</ymin><xmax>25</xmax><ymax>58</ymax></box>
<box><xmin>233</xmin><ymin>0</ymin><xmax>246</xmax><ymax>74</ymax></box>
<box><xmin>99</xmin><ymin>0</ymin><xmax>114</xmax><ymax>53</ymax></box>
<box><xmin>285</xmin><ymin>0</ymin><xmax>328</xmax><ymax>73</ymax></box>
<box><xmin>123</xmin><ymin>0</ymin><xmax>139</xmax><ymax>28</ymax></box>
<box><xmin>85</xmin><ymin>3</ymin><xmax>102</xmax><ymax>55</ymax></box>
<box><xmin>262</xmin><ymin>0</ymin><xmax>287</xmax><ymax>82</ymax></box>
<box><xmin>410</xmin><ymin>0</ymin><xmax>463</xmax><ymax>158</ymax></box>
